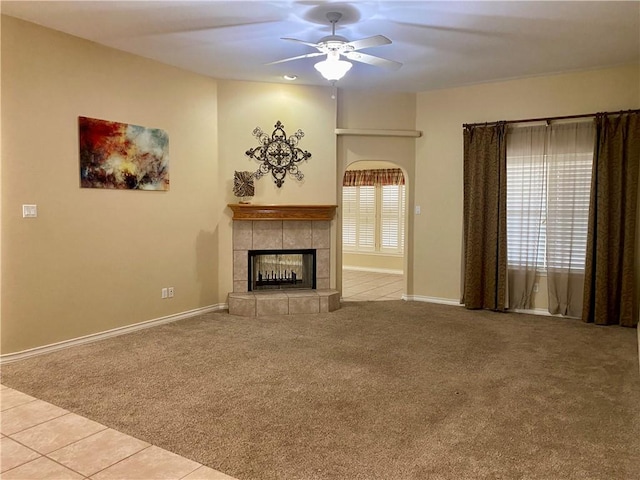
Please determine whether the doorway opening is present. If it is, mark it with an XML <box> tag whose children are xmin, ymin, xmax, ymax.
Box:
<box><xmin>341</xmin><ymin>162</ymin><xmax>406</xmax><ymax>301</ymax></box>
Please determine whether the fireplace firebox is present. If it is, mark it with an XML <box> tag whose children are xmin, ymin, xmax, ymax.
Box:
<box><xmin>248</xmin><ymin>249</ymin><xmax>316</xmax><ymax>291</ymax></box>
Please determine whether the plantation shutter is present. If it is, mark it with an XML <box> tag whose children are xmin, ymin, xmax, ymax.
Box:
<box><xmin>546</xmin><ymin>157</ymin><xmax>592</xmax><ymax>269</ymax></box>
<box><xmin>506</xmin><ymin>155</ymin><xmax>547</xmax><ymax>269</ymax></box>
<box><xmin>381</xmin><ymin>185</ymin><xmax>405</xmax><ymax>253</ymax></box>
<box><xmin>342</xmin><ymin>186</ymin><xmax>357</xmax><ymax>248</ymax></box>
<box><xmin>358</xmin><ymin>186</ymin><xmax>376</xmax><ymax>250</ymax></box>
<box><xmin>400</xmin><ymin>185</ymin><xmax>406</xmax><ymax>250</ymax></box>
<box><xmin>546</xmin><ymin>122</ymin><xmax>594</xmax><ymax>271</ymax></box>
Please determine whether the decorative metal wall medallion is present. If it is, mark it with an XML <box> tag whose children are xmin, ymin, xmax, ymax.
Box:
<box><xmin>245</xmin><ymin>121</ymin><xmax>311</xmax><ymax>188</ymax></box>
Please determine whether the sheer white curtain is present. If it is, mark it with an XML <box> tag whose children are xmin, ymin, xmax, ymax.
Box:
<box><xmin>506</xmin><ymin>125</ymin><xmax>547</xmax><ymax>309</ymax></box>
<box><xmin>546</xmin><ymin>121</ymin><xmax>595</xmax><ymax>317</ymax></box>
<box><xmin>506</xmin><ymin>120</ymin><xmax>595</xmax><ymax>315</ymax></box>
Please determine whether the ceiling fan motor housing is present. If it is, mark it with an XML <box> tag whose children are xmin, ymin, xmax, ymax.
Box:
<box><xmin>318</xmin><ymin>36</ymin><xmax>353</xmax><ymax>53</ymax></box>
<box><xmin>318</xmin><ymin>12</ymin><xmax>351</xmax><ymax>52</ymax></box>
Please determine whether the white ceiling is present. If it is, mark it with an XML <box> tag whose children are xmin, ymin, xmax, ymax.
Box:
<box><xmin>2</xmin><ymin>1</ymin><xmax>639</xmax><ymax>92</ymax></box>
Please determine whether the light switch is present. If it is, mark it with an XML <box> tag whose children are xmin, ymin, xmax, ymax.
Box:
<box><xmin>22</xmin><ymin>204</ymin><xmax>38</xmax><ymax>218</ymax></box>
<box><xmin>415</xmin><ymin>205</ymin><xmax>421</xmax><ymax>215</ymax></box>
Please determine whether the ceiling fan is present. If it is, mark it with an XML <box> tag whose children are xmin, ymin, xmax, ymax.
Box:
<box><xmin>267</xmin><ymin>11</ymin><xmax>402</xmax><ymax>82</ymax></box>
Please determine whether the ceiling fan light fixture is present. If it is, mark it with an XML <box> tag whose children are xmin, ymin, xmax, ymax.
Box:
<box><xmin>314</xmin><ymin>54</ymin><xmax>352</xmax><ymax>81</ymax></box>
<box><xmin>274</xmin><ymin>11</ymin><xmax>399</xmax><ymax>81</ymax></box>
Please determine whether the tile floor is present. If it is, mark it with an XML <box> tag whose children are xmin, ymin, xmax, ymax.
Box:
<box><xmin>341</xmin><ymin>269</ymin><xmax>404</xmax><ymax>301</ymax></box>
<box><xmin>0</xmin><ymin>384</ymin><xmax>237</xmax><ymax>480</ymax></box>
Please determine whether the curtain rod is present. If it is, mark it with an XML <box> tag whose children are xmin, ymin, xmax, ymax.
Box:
<box><xmin>462</xmin><ymin>108</ymin><xmax>640</xmax><ymax>129</ymax></box>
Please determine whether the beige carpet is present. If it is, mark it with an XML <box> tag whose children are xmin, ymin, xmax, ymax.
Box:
<box><xmin>2</xmin><ymin>301</ymin><xmax>639</xmax><ymax>480</ymax></box>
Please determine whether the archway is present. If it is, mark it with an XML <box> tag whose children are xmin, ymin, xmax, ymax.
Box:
<box><xmin>341</xmin><ymin>160</ymin><xmax>406</xmax><ymax>301</ymax></box>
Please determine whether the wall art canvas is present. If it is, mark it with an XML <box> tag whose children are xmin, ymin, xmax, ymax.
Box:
<box><xmin>79</xmin><ymin>116</ymin><xmax>169</xmax><ymax>190</ymax></box>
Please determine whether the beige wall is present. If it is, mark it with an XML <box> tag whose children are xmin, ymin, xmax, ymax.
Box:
<box><xmin>3</xmin><ymin>16</ymin><xmax>638</xmax><ymax>355</ymax></box>
<box><xmin>414</xmin><ymin>64</ymin><xmax>640</xmax><ymax>304</ymax></box>
<box><xmin>338</xmin><ymin>90</ymin><xmax>416</xmax><ymax>130</ymax></box>
<box><xmin>1</xmin><ymin>17</ymin><xmax>341</xmax><ymax>354</ymax></box>
<box><xmin>1</xmin><ymin>18</ymin><xmax>342</xmax><ymax>354</ymax></box>
<box><xmin>343</xmin><ymin>253</ymin><xmax>403</xmax><ymax>273</ymax></box>
<box><xmin>216</xmin><ymin>80</ymin><xmax>338</xmax><ymax>298</ymax></box>
<box><xmin>1</xmin><ymin>16</ymin><xmax>220</xmax><ymax>353</ymax></box>
<box><xmin>336</xmin><ymin>90</ymin><xmax>417</xmax><ymax>293</ymax></box>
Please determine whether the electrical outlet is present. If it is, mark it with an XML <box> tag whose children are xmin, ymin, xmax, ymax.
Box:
<box><xmin>161</xmin><ymin>287</ymin><xmax>168</xmax><ymax>299</ymax></box>
<box><xmin>168</xmin><ymin>287</ymin><xmax>174</xmax><ymax>298</ymax></box>
<box><xmin>533</xmin><ymin>283</ymin><xmax>539</xmax><ymax>293</ymax></box>
<box><xmin>22</xmin><ymin>204</ymin><xmax>38</xmax><ymax>218</ymax></box>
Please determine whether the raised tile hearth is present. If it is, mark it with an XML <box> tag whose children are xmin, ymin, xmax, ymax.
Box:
<box><xmin>228</xmin><ymin>289</ymin><xmax>340</xmax><ymax>316</ymax></box>
<box><xmin>228</xmin><ymin>204</ymin><xmax>339</xmax><ymax>317</ymax></box>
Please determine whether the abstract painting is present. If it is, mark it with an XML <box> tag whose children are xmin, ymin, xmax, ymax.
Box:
<box><xmin>79</xmin><ymin>116</ymin><xmax>169</xmax><ymax>190</ymax></box>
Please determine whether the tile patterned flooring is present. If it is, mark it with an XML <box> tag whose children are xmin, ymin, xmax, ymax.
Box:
<box><xmin>341</xmin><ymin>269</ymin><xmax>404</xmax><ymax>301</ymax></box>
<box><xmin>1</xmin><ymin>271</ymin><xmax>402</xmax><ymax>478</ymax></box>
<box><xmin>0</xmin><ymin>385</ymin><xmax>237</xmax><ymax>480</ymax></box>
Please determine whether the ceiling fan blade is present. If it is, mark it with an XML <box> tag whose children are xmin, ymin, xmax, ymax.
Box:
<box><xmin>135</xmin><ymin>19</ymin><xmax>285</xmax><ymax>37</ymax></box>
<box><xmin>392</xmin><ymin>21</ymin><xmax>494</xmax><ymax>37</ymax></box>
<box><xmin>344</xmin><ymin>51</ymin><xmax>402</xmax><ymax>70</ymax></box>
<box><xmin>345</xmin><ymin>35</ymin><xmax>392</xmax><ymax>51</ymax></box>
<box><xmin>266</xmin><ymin>52</ymin><xmax>325</xmax><ymax>66</ymax></box>
<box><xmin>281</xmin><ymin>37</ymin><xmax>321</xmax><ymax>49</ymax></box>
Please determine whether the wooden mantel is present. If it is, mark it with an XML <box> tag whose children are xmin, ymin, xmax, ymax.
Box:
<box><xmin>228</xmin><ymin>204</ymin><xmax>337</xmax><ymax>221</ymax></box>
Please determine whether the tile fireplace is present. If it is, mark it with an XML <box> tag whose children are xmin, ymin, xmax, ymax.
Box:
<box><xmin>227</xmin><ymin>204</ymin><xmax>340</xmax><ymax>316</ymax></box>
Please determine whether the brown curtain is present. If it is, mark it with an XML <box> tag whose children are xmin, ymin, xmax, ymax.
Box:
<box><xmin>582</xmin><ymin>112</ymin><xmax>640</xmax><ymax>327</ymax></box>
<box><xmin>343</xmin><ymin>168</ymin><xmax>405</xmax><ymax>187</ymax></box>
<box><xmin>462</xmin><ymin>123</ymin><xmax>508</xmax><ymax>310</ymax></box>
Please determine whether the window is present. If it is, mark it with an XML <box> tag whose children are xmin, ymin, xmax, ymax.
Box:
<box><xmin>343</xmin><ymin>186</ymin><xmax>375</xmax><ymax>251</ymax></box>
<box><xmin>343</xmin><ymin>184</ymin><xmax>405</xmax><ymax>253</ymax></box>
<box><xmin>381</xmin><ymin>185</ymin><xmax>406</xmax><ymax>252</ymax></box>
<box><xmin>342</xmin><ymin>168</ymin><xmax>406</xmax><ymax>255</ymax></box>
<box><xmin>506</xmin><ymin>122</ymin><xmax>594</xmax><ymax>272</ymax></box>
<box><xmin>546</xmin><ymin>153</ymin><xmax>593</xmax><ymax>270</ymax></box>
<box><xmin>506</xmin><ymin>145</ymin><xmax>548</xmax><ymax>269</ymax></box>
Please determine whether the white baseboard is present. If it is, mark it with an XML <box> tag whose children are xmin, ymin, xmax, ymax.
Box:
<box><xmin>404</xmin><ymin>297</ymin><xmax>576</xmax><ymax>319</ymax></box>
<box><xmin>402</xmin><ymin>294</ymin><xmax>462</xmax><ymax>306</ymax></box>
<box><xmin>510</xmin><ymin>307</ymin><xmax>554</xmax><ymax>316</ymax></box>
<box><xmin>511</xmin><ymin>307</ymin><xmax>581</xmax><ymax>319</ymax></box>
<box><xmin>0</xmin><ymin>304</ymin><xmax>228</xmax><ymax>365</ymax></box>
<box><xmin>343</xmin><ymin>266</ymin><xmax>404</xmax><ymax>275</ymax></box>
